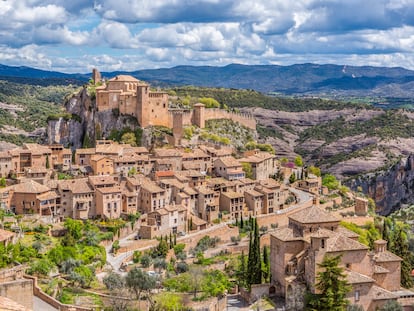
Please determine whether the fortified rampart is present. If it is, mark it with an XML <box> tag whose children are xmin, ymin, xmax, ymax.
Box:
<box><xmin>93</xmin><ymin>69</ymin><xmax>256</xmax><ymax>131</ymax></box>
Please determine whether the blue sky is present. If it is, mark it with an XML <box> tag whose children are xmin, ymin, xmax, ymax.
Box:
<box><xmin>1</xmin><ymin>0</ymin><xmax>414</xmax><ymax>73</ymax></box>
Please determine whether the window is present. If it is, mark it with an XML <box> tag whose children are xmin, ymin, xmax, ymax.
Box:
<box><xmin>321</xmin><ymin>239</ymin><xmax>325</xmax><ymax>249</ymax></box>
<box><xmin>355</xmin><ymin>290</ymin><xmax>360</xmax><ymax>301</ymax></box>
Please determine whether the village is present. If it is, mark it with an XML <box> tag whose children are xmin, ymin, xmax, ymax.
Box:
<box><xmin>0</xmin><ymin>73</ymin><xmax>411</xmax><ymax>311</ymax></box>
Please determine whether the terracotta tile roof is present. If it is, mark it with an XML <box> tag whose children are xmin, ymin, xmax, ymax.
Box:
<box><xmin>59</xmin><ymin>178</ymin><xmax>94</xmax><ymax>194</ymax></box>
<box><xmin>374</xmin><ymin>265</ymin><xmax>390</xmax><ymax>274</ymax></box>
<box><xmin>88</xmin><ymin>175</ymin><xmax>117</xmax><ymax>187</ymax></box>
<box><xmin>258</xmin><ymin>178</ymin><xmax>281</xmax><ymax>188</ymax></box>
<box><xmin>374</xmin><ymin>251</ymin><xmax>402</xmax><ymax>262</ymax></box>
<box><xmin>150</xmin><ymin>208</ymin><xmax>168</xmax><ymax>216</ymax></box>
<box><xmin>326</xmin><ymin>233</ymin><xmax>369</xmax><ymax>252</ymax></box>
<box><xmin>37</xmin><ymin>191</ymin><xmax>58</xmax><ymax>201</ymax></box>
<box><xmin>97</xmin><ymin>186</ymin><xmax>121</xmax><ymax>194</ymax></box>
<box><xmin>196</xmin><ymin>186</ymin><xmax>214</xmax><ymax>195</ymax></box>
<box><xmin>215</xmin><ymin>156</ymin><xmax>241</xmax><ymax>168</ymax></box>
<box><xmin>24</xmin><ymin>167</ymin><xmax>48</xmax><ymax>174</ymax></box>
<box><xmin>160</xmin><ymin>179</ymin><xmax>185</xmax><ymax>189</ymax></box>
<box><xmin>183</xmin><ymin>187</ymin><xmax>197</xmax><ymax>195</ymax></box>
<box><xmin>126</xmin><ymin>175</ymin><xmax>146</xmax><ymax>186</ymax></box>
<box><xmin>13</xmin><ymin>180</ymin><xmax>50</xmax><ymax>194</ymax></box>
<box><xmin>0</xmin><ymin>228</ymin><xmax>14</xmax><ymax>242</ymax></box>
<box><xmin>190</xmin><ymin>214</ymin><xmax>207</xmax><ymax>226</ymax></box>
<box><xmin>131</xmin><ymin>146</ymin><xmax>149</xmax><ymax>154</ymax></box>
<box><xmin>346</xmin><ymin>270</ymin><xmax>374</xmax><ymax>284</ymax></box>
<box><xmin>164</xmin><ymin>204</ymin><xmax>186</xmax><ymax>212</ymax></box>
<box><xmin>182</xmin><ymin>148</ymin><xmax>209</xmax><ymax>159</ymax></box>
<box><xmin>154</xmin><ymin>148</ymin><xmax>182</xmax><ymax>157</ymax></box>
<box><xmin>141</xmin><ymin>180</ymin><xmax>164</xmax><ymax>193</ymax></box>
<box><xmin>336</xmin><ymin>226</ymin><xmax>360</xmax><ymax>239</ymax></box>
<box><xmin>108</xmin><ymin>75</ymin><xmax>140</xmax><ymax>82</ymax></box>
<box><xmin>75</xmin><ymin>148</ymin><xmax>96</xmax><ymax>155</ymax></box>
<box><xmin>23</xmin><ymin>143</ymin><xmax>51</xmax><ymax>154</ymax></box>
<box><xmin>245</xmin><ymin>189</ymin><xmax>264</xmax><ymax>197</ymax></box>
<box><xmin>271</xmin><ymin>227</ymin><xmax>302</xmax><ymax>242</ymax></box>
<box><xmin>289</xmin><ymin>205</ymin><xmax>339</xmax><ymax>224</ymax></box>
<box><xmin>369</xmin><ymin>285</ymin><xmax>398</xmax><ymax>301</ymax></box>
<box><xmin>207</xmin><ymin>177</ymin><xmax>235</xmax><ymax>187</ymax></box>
<box><xmin>155</xmin><ymin>171</ymin><xmax>175</xmax><ymax>178</ymax></box>
<box><xmin>113</xmin><ymin>154</ymin><xmax>146</xmax><ymax>163</ymax></box>
<box><xmin>221</xmin><ymin>191</ymin><xmax>244</xmax><ymax>199</ymax></box>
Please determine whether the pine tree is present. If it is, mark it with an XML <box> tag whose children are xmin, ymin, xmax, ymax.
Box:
<box><xmin>262</xmin><ymin>245</ymin><xmax>270</xmax><ymax>282</ymax></box>
<box><xmin>307</xmin><ymin>254</ymin><xmax>351</xmax><ymax>311</ymax></box>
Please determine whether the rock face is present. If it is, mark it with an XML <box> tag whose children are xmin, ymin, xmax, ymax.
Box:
<box><xmin>349</xmin><ymin>155</ymin><xmax>414</xmax><ymax>215</ymax></box>
<box><xmin>47</xmin><ymin>87</ymin><xmax>140</xmax><ymax>148</ymax></box>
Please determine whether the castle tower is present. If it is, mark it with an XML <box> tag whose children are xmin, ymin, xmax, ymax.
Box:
<box><xmin>137</xmin><ymin>84</ymin><xmax>150</xmax><ymax>127</ymax></box>
<box><xmin>92</xmin><ymin>68</ymin><xmax>101</xmax><ymax>84</ymax></box>
<box><xmin>193</xmin><ymin>103</ymin><xmax>205</xmax><ymax>128</ymax></box>
<box><xmin>172</xmin><ymin>110</ymin><xmax>184</xmax><ymax>146</ymax></box>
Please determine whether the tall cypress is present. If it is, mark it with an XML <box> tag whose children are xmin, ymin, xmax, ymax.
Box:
<box><xmin>252</xmin><ymin>218</ymin><xmax>262</xmax><ymax>284</ymax></box>
<box><xmin>240</xmin><ymin>213</ymin><xmax>244</xmax><ymax>229</ymax></box>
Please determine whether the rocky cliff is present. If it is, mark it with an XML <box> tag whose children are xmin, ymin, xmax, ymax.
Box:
<box><xmin>47</xmin><ymin>87</ymin><xmax>141</xmax><ymax>148</ymax></box>
<box><xmin>349</xmin><ymin>155</ymin><xmax>414</xmax><ymax>215</ymax></box>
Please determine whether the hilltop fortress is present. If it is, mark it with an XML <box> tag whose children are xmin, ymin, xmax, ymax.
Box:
<box><xmin>92</xmin><ymin>69</ymin><xmax>256</xmax><ymax>131</ymax></box>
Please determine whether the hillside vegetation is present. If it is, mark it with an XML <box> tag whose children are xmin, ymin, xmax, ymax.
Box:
<box><xmin>0</xmin><ymin>80</ymin><xmax>78</xmax><ymax>145</ymax></box>
<box><xmin>169</xmin><ymin>86</ymin><xmax>368</xmax><ymax>112</ymax></box>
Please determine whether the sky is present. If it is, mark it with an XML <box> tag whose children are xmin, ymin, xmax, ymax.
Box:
<box><xmin>1</xmin><ymin>0</ymin><xmax>414</xmax><ymax>73</ymax></box>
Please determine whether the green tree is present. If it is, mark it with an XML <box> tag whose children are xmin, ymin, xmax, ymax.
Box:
<box><xmin>242</xmin><ymin>162</ymin><xmax>253</xmax><ymax>179</ymax></box>
<box><xmin>152</xmin><ymin>292</ymin><xmax>185</xmax><ymax>311</ymax></box>
<box><xmin>121</xmin><ymin>132</ymin><xmax>137</xmax><ymax>146</ymax></box>
<box><xmin>307</xmin><ymin>254</ymin><xmax>351</xmax><ymax>311</ymax></box>
<box><xmin>140</xmin><ymin>254</ymin><xmax>152</xmax><ymax>268</ymax></box>
<box><xmin>322</xmin><ymin>174</ymin><xmax>340</xmax><ymax>190</ymax></box>
<box><xmin>126</xmin><ymin>267</ymin><xmax>157</xmax><ymax>309</ymax></box>
<box><xmin>262</xmin><ymin>245</ymin><xmax>270</xmax><ymax>282</ymax></box>
<box><xmin>0</xmin><ymin>178</ymin><xmax>6</xmax><ymax>188</ymax></box>
<box><xmin>247</xmin><ymin>218</ymin><xmax>262</xmax><ymax>287</ymax></box>
<box><xmin>70</xmin><ymin>265</ymin><xmax>94</xmax><ymax>288</ymax></box>
<box><xmin>45</xmin><ymin>155</ymin><xmax>50</xmax><ymax>169</ymax></box>
<box><xmin>378</xmin><ymin>300</ymin><xmax>403</xmax><ymax>311</ymax></box>
<box><xmin>103</xmin><ymin>271</ymin><xmax>125</xmax><ymax>291</ymax></box>
<box><xmin>289</xmin><ymin>173</ymin><xmax>296</xmax><ymax>184</ymax></box>
<box><xmin>156</xmin><ymin>239</ymin><xmax>169</xmax><ymax>258</ymax></box>
<box><xmin>198</xmin><ymin>97</ymin><xmax>220</xmax><ymax>108</ymax></box>
<box><xmin>294</xmin><ymin>155</ymin><xmax>303</xmax><ymax>167</ymax></box>
<box><xmin>308</xmin><ymin>165</ymin><xmax>321</xmax><ymax>177</ymax></box>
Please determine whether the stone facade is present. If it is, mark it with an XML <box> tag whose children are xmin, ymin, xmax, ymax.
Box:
<box><xmin>270</xmin><ymin>205</ymin><xmax>405</xmax><ymax>311</ymax></box>
<box><xmin>94</xmin><ymin>70</ymin><xmax>256</xmax><ymax>132</ymax></box>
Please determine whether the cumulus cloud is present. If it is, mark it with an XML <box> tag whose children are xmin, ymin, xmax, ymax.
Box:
<box><xmin>2</xmin><ymin>0</ymin><xmax>414</xmax><ymax>72</ymax></box>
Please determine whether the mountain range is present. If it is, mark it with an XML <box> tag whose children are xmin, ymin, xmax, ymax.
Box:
<box><xmin>2</xmin><ymin>63</ymin><xmax>414</xmax><ymax>97</ymax></box>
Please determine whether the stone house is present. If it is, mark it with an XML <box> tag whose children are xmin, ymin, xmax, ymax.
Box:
<box><xmin>213</xmin><ymin>157</ymin><xmax>245</xmax><ymax>181</ymax></box>
<box><xmin>219</xmin><ymin>191</ymin><xmax>245</xmax><ymax>221</ymax></box>
<box><xmin>182</xmin><ymin>148</ymin><xmax>211</xmax><ymax>173</ymax></box>
<box><xmin>0</xmin><ymin>152</ymin><xmax>11</xmax><ymax>178</ymax></box>
<box><xmin>10</xmin><ymin>180</ymin><xmax>57</xmax><ymax>216</ymax></box>
<box><xmin>255</xmin><ymin>179</ymin><xmax>289</xmax><ymax>214</ymax></box>
<box><xmin>296</xmin><ymin>175</ymin><xmax>322</xmax><ymax>195</ymax></box>
<box><xmin>95</xmin><ymin>186</ymin><xmax>122</xmax><ymax>219</ymax></box>
<box><xmin>48</xmin><ymin>144</ymin><xmax>72</xmax><ymax>170</ymax></box>
<box><xmin>154</xmin><ymin>148</ymin><xmax>183</xmax><ymax>172</ymax></box>
<box><xmin>244</xmin><ymin>189</ymin><xmax>264</xmax><ymax>217</ymax></box>
<box><xmin>355</xmin><ymin>197</ymin><xmax>369</xmax><ymax>216</ymax></box>
<box><xmin>90</xmin><ymin>155</ymin><xmax>114</xmax><ymax>176</ymax></box>
<box><xmin>139</xmin><ymin>204</ymin><xmax>187</xmax><ymax>239</ymax></box>
<box><xmin>239</xmin><ymin>150</ymin><xmax>277</xmax><ymax>180</ymax></box>
<box><xmin>58</xmin><ymin>178</ymin><xmax>95</xmax><ymax>220</ymax></box>
<box><xmin>270</xmin><ymin>205</ymin><xmax>406</xmax><ymax>311</ymax></box>
<box><xmin>196</xmin><ymin>186</ymin><xmax>219</xmax><ymax>223</ymax></box>
<box><xmin>75</xmin><ymin>148</ymin><xmax>95</xmax><ymax>166</ymax></box>
<box><xmin>139</xmin><ymin>179</ymin><xmax>166</xmax><ymax>214</ymax></box>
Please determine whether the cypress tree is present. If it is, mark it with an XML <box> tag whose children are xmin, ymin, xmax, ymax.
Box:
<box><xmin>240</xmin><ymin>213</ymin><xmax>244</xmax><ymax>229</ymax></box>
<box><xmin>252</xmin><ymin>218</ymin><xmax>262</xmax><ymax>284</ymax></box>
<box><xmin>262</xmin><ymin>245</ymin><xmax>270</xmax><ymax>282</ymax></box>
<box><xmin>247</xmin><ymin>231</ymin><xmax>254</xmax><ymax>288</ymax></box>
<box><xmin>169</xmin><ymin>233</ymin><xmax>173</xmax><ymax>249</ymax></box>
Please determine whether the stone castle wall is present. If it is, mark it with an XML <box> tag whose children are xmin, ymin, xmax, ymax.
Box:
<box><xmin>203</xmin><ymin>108</ymin><xmax>256</xmax><ymax>129</ymax></box>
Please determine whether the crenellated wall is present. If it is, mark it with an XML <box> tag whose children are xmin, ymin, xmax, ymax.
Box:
<box><xmin>203</xmin><ymin>108</ymin><xmax>256</xmax><ymax>129</ymax></box>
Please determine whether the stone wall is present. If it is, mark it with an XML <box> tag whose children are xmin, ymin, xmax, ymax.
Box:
<box><xmin>203</xmin><ymin>109</ymin><xmax>256</xmax><ymax>129</ymax></box>
<box><xmin>0</xmin><ymin>279</ymin><xmax>33</xmax><ymax>310</ymax></box>
<box><xmin>24</xmin><ymin>275</ymin><xmax>93</xmax><ymax>311</ymax></box>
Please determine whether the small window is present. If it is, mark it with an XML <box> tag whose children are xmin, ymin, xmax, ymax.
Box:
<box><xmin>321</xmin><ymin>239</ymin><xmax>325</xmax><ymax>249</ymax></box>
<box><xmin>355</xmin><ymin>290</ymin><xmax>360</xmax><ymax>301</ymax></box>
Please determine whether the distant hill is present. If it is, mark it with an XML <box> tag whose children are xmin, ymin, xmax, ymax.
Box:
<box><xmin>2</xmin><ymin>63</ymin><xmax>414</xmax><ymax>96</ymax></box>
